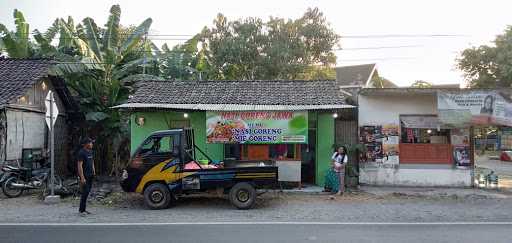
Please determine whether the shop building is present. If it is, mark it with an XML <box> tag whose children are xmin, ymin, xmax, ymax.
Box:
<box><xmin>116</xmin><ymin>80</ymin><xmax>354</xmax><ymax>186</ymax></box>
<box><xmin>357</xmin><ymin>88</ymin><xmax>474</xmax><ymax>187</ymax></box>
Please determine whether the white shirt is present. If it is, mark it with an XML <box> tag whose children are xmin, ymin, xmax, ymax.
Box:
<box><xmin>332</xmin><ymin>152</ymin><xmax>348</xmax><ymax>165</ymax></box>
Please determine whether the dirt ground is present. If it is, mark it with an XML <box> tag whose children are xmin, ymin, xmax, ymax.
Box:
<box><xmin>2</xmin><ymin>185</ymin><xmax>512</xmax><ymax>223</ymax></box>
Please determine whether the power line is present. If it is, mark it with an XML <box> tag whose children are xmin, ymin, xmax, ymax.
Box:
<box><xmin>48</xmin><ymin>57</ymin><xmax>419</xmax><ymax>65</ymax></box>
<box><xmin>100</xmin><ymin>33</ymin><xmax>472</xmax><ymax>38</ymax></box>
<box><xmin>339</xmin><ymin>34</ymin><xmax>469</xmax><ymax>38</ymax></box>
<box><xmin>339</xmin><ymin>57</ymin><xmax>418</xmax><ymax>62</ymax></box>
<box><xmin>7</xmin><ymin>33</ymin><xmax>470</xmax><ymax>41</ymax></box>
<box><xmin>334</xmin><ymin>45</ymin><xmax>423</xmax><ymax>51</ymax></box>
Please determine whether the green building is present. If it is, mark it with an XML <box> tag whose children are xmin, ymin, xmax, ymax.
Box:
<box><xmin>116</xmin><ymin>80</ymin><xmax>353</xmax><ymax>186</ymax></box>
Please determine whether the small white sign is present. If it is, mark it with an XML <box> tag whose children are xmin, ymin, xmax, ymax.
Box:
<box><xmin>45</xmin><ymin>91</ymin><xmax>59</xmax><ymax>128</ymax></box>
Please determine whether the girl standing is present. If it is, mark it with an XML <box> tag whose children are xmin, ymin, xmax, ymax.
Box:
<box><xmin>332</xmin><ymin>146</ymin><xmax>348</xmax><ymax>196</ymax></box>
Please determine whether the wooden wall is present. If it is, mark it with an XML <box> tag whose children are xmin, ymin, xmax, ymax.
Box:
<box><xmin>0</xmin><ymin>110</ymin><xmax>6</xmax><ymax>163</ymax></box>
<box><xmin>1</xmin><ymin>79</ymin><xmax>70</xmax><ymax>175</ymax></box>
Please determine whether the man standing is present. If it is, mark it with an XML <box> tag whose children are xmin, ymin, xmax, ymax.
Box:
<box><xmin>77</xmin><ymin>138</ymin><xmax>95</xmax><ymax>216</ymax></box>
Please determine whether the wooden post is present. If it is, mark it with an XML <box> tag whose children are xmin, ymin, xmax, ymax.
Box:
<box><xmin>470</xmin><ymin>126</ymin><xmax>475</xmax><ymax>187</ymax></box>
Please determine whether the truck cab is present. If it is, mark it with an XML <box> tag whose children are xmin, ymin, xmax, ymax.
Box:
<box><xmin>121</xmin><ymin>129</ymin><xmax>278</xmax><ymax>210</ymax></box>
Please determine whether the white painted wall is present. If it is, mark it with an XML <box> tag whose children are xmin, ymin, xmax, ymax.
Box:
<box><xmin>358</xmin><ymin>93</ymin><xmax>437</xmax><ymax>126</ymax></box>
<box><xmin>357</xmin><ymin>93</ymin><xmax>473</xmax><ymax>187</ymax></box>
<box><xmin>360</xmin><ymin>167</ymin><xmax>472</xmax><ymax>187</ymax></box>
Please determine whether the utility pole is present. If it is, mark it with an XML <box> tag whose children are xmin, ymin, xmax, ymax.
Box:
<box><xmin>143</xmin><ymin>31</ymin><xmax>148</xmax><ymax>75</ymax></box>
<box><xmin>50</xmin><ymin>92</ymin><xmax>54</xmax><ymax>196</ymax></box>
<box><xmin>44</xmin><ymin>90</ymin><xmax>60</xmax><ymax>204</ymax></box>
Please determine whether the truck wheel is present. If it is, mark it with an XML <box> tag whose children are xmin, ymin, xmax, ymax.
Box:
<box><xmin>229</xmin><ymin>182</ymin><xmax>256</xmax><ymax>210</ymax></box>
<box><xmin>143</xmin><ymin>183</ymin><xmax>171</xmax><ymax>210</ymax></box>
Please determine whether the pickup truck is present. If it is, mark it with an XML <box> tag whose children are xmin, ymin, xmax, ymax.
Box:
<box><xmin>121</xmin><ymin>128</ymin><xmax>278</xmax><ymax>210</ymax></box>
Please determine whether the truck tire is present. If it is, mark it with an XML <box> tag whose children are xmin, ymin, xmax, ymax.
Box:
<box><xmin>143</xmin><ymin>183</ymin><xmax>172</xmax><ymax>210</ymax></box>
<box><xmin>229</xmin><ymin>182</ymin><xmax>256</xmax><ymax>210</ymax></box>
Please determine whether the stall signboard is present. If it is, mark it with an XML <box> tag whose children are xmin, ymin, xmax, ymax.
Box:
<box><xmin>437</xmin><ymin>91</ymin><xmax>512</xmax><ymax>126</ymax></box>
<box><xmin>360</xmin><ymin>124</ymin><xmax>400</xmax><ymax>165</ymax></box>
<box><xmin>206</xmin><ymin>111</ymin><xmax>308</xmax><ymax>144</ymax></box>
<box><xmin>451</xmin><ymin>128</ymin><xmax>471</xmax><ymax>166</ymax></box>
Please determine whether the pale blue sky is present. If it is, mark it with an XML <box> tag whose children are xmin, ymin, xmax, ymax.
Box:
<box><xmin>1</xmin><ymin>0</ymin><xmax>511</xmax><ymax>86</ymax></box>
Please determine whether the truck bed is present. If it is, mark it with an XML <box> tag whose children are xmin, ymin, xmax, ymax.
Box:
<box><xmin>182</xmin><ymin>164</ymin><xmax>278</xmax><ymax>191</ymax></box>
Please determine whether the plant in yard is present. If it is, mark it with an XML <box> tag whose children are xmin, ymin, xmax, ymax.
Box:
<box><xmin>49</xmin><ymin>5</ymin><xmax>158</xmax><ymax>176</ymax></box>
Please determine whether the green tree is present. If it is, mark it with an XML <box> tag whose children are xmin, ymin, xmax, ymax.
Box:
<box><xmin>50</xmin><ymin>5</ymin><xmax>156</xmax><ymax>175</ymax></box>
<box><xmin>263</xmin><ymin>8</ymin><xmax>339</xmax><ymax>79</ymax></box>
<box><xmin>411</xmin><ymin>80</ymin><xmax>433</xmax><ymax>88</ymax></box>
<box><xmin>457</xmin><ymin>26</ymin><xmax>512</xmax><ymax>88</ymax></box>
<box><xmin>0</xmin><ymin>9</ymin><xmax>34</xmax><ymax>58</ymax></box>
<box><xmin>178</xmin><ymin>8</ymin><xmax>340</xmax><ymax>80</ymax></box>
<box><xmin>159</xmin><ymin>33</ymin><xmax>210</xmax><ymax>80</ymax></box>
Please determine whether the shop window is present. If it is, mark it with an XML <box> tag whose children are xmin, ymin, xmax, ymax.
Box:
<box><xmin>399</xmin><ymin>115</ymin><xmax>454</xmax><ymax>164</ymax></box>
<box><xmin>401</xmin><ymin>128</ymin><xmax>450</xmax><ymax>144</ymax></box>
<box><xmin>400</xmin><ymin>115</ymin><xmax>450</xmax><ymax>144</ymax></box>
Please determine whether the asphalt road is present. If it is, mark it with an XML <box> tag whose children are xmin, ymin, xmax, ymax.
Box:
<box><xmin>1</xmin><ymin>223</ymin><xmax>512</xmax><ymax>243</ymax></box>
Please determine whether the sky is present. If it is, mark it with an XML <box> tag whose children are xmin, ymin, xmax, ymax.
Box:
<box><xmin>1</xmin><ymin>0</ymin><xmax>511</xmax><ymax>86</ymax></box>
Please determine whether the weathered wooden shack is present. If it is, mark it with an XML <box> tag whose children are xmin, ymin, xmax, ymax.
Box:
<box><xmin>0</xmin><ymin>58</ymin><xmax>80</xmax><ymax>174</ymax></box>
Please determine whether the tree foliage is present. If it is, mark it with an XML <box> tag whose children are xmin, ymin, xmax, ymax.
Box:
<box><xmin>162</xmin><ymin>8</ymin><xmax>340</xmax><ymax>80</ymax></box>
<box><xmin>0</xmin><ymin>6</ymin><xmax>343</xmax><ymax>175</ymax></box>
<box><xmin>0</xmin><ymin>9</ymin><xmax>34</xmax><ymax>58</ymax></box>
<box><xmin>457</xmin><ymin>26</ymin><xmax>512</xmax><ymax>88</ymax></box>
<box><xmin>0</xmin><ymin>6</ymin><xmax>157</xmax><ymax>175</ymax></box>
<box><xmin>48</xmin><ymin>5</ymin><xmax>156</xmax><ymax>175</ymax></box>
<box><xmin>411</xmin><ymin>80</ymin><xmax>433</xmax><ymax>88</ymax></box>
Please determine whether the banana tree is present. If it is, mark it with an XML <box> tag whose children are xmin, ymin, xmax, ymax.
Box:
<box><xmin>0</xmin><ymin>9</ymin><xmax>35</xmax><ymax>58</ymax></box>
<box><xmin>49</xmin><ymin>5</ymin><xmax>158</xmax><ymax>175</ymax></box>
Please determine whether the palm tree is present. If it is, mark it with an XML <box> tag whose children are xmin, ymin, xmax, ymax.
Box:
<box><xmin>0</xmin><ymin>9</ymin><xmax>34</xmax><ymax>58</ymax></box>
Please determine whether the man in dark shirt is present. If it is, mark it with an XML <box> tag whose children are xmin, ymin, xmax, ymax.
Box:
<box><xmin>77</xmin><ymin>138</ymin><xmax>95</xmax><ymax>216</ymax></box>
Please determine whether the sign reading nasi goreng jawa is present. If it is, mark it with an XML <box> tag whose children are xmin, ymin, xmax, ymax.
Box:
<box><xmin>206</xmin><ymin>111</ymin><xmax>308</xmax><ymax>144</ymax></box>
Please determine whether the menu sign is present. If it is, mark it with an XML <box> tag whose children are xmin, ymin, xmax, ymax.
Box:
<box><xmin>206</xmin><ymin>111</ymin><xmax>308</xmax><ymax>144</ymax></box>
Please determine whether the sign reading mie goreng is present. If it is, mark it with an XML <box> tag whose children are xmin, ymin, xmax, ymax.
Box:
<box><xmin>206</xmin><ymin>111</ymin><xmax>308</xmax><ymax>144</ymax></box>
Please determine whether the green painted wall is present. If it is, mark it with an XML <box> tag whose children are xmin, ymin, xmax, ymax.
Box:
<box><xmin>130</xmin><ymin>111</ymin><xmax>223</xmax><ymax>161</ymax></box>
<box><xmin>315</xmin><ymin>112</ymin><xmax>335</xmax><ymax>186</ymax></box>
<box><xmin>189</xmin><ymin>112</ymin><xmax>224</xmax><ymax>161</ymax></box>
<box><xmin>130</xmin><ymin>110</ymin><xmax>333</xmax><ymax>186</ymax></box>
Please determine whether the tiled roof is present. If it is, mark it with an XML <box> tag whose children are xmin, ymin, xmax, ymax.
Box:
<box><xmin>0</xmin><ymin>58</ymin><xmax>54</xmax><ymax>106</ymax></box>
<box><xmin>117</xmin><ymin>80</ymin><xmax>352</xmax><ymax>111</ymax></box>
<box><xmin>336</xmin><ymin>63</ymin><xmax>376</xmax><ymax>86</ymax></box>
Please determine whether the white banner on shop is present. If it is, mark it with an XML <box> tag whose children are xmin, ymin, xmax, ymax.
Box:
<box><xmin>437</xmin><ymin>91</ymin><xmax>512</xmax><ymax>126</ymax></box>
